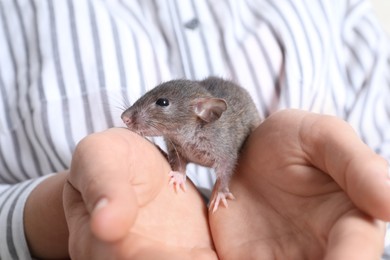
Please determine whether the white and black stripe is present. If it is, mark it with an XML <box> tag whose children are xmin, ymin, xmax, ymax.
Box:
<box><xmin>31</xmin><ymin>0</ymin><xmax>67</xmax><ymax>171</ymax></box>
<box><xmin>67</xmin><ymin>0</ymin><xmax>95</xmax><ymax>134</ymax></box>
<box><xmin>47</xmin><ymin>0</ymin><xmax>76</xmax><ymax>153</ymax></box>
<box><xmin>0</xmin><ymin>0</ymin><xmax>389</xmax><ymax>258</ymax></box>
<box><xmin>0</xmin><ymin>178</ymin><xmax>46</xmax><ymax>260</ymax></box>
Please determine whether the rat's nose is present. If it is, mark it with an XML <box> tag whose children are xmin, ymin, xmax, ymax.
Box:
<box><xmin>121</xmin><ymin>114</ymin><xmax>132</xmax><ymax>127</ymax></box>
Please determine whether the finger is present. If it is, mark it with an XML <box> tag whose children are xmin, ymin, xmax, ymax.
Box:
<box><xmin>212</xmin><ymin>200</ymin><xmax>219</xmax><ymax>213</ymax></box>
<box><xmin>298</xmin><ymin>111</ymin><xmax>390</xmax><ymax>220</ymax></box>
<box><xmin>68</xmin><ymin>131</ymin><xmax>140</xmax><ymax>242</ymax></box>
<box><xmin>68</xmin><ymin>128</ymin><xmax>167</xmax><ymax>242</ymax></box>
<box><xmin>226</xmin><ymin>192</ymin><xmax>235</xmax><ymax>200</ymax></box>
<box><xmin>208</xmin><ymin>199</ymin><xmax>215</xmax><ymax>212</ymax></box>
<box><xmin>90</xmin><ymin>180</ymin><xmax>138</xmax><ymax>242</ymax></box>
<box><xmin>221</xmin><ymin>197</ymin><xmax>228</xmax><ymax>208</ymax></box>
<box><xmin>69</xmin><ymin>168</ymin><xmax>139</xmax><ymax>242</ymax></box>
<box><xmin>62</xmin><ymin>181</ymin><xmax>90</xmax><ymax>258</ymax></box>
<box><xmin>325</xmin><ymin>210</ymin><xmax>385</xmax><ymax>260</ymax></box>
<box><xmin>63</xmin><ymin>181</ymin><xmax>118</xmax><ymax>259</ymax></box>
<box><xmin>181</xmin><ymin>182</ymin><xmax>187</xmax><ymax>192</ymax></box>
<box><xmin>63</xmin><ymin>179</ymin><xmax>86</xmax><ymax>227</ymax></box>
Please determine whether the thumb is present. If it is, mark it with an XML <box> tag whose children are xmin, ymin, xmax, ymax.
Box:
<box><xmin>88</xmin><ymin>177</ymin><xmax>138</xmax><ymax>242</ymax></box>
<box><xmin>299</xmin><ymin>112</ymin><xmax>390</xmax><ymax>221</ymax></box>
<box><xmin>67</xmin><ymin>132</ymin><xmax>140</xmax><ymax>242</ymax></box>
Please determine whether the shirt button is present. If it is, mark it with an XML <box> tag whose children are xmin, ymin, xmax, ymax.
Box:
<box><xmin>184</xmin><ymin>18</ymin><xmax>199</xmax><ymax>30</ymax></box>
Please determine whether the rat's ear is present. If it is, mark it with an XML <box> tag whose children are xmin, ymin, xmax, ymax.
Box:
<box><xmin>192</xmin><ymin>98</ymin><xmax>227</xmax><ymax>123</ymax></box>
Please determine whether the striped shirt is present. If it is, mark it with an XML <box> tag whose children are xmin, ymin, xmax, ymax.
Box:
<box><xmin>0</xmin><ymin>0</ymin><xmax>389</xmax><ymax>259</ymax></box>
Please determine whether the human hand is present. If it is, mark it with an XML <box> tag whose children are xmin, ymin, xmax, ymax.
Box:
<box><xmin>23</xmin><ymin>172</ymin><xmax>69</xmax><ymax>259</ymax></box>
<box><xmin>63</xmin><ymin>128</ymin><xmax>217</xmax><ymax>259</ymax></box>
<box><xmin>210</xmin><ymin>109</ymin><xmax>390</xmax><ymax>260</ymax></box>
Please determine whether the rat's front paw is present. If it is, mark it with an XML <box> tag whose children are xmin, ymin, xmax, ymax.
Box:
<box><xmin>168</xmin><ymin>171</ymin><xmax>187</xmax><ymax>192</ymax></box>
<box><xmin>209</xmin><ymin>191</ymin><xmax>235</xmax><ymax>213</ymax></box>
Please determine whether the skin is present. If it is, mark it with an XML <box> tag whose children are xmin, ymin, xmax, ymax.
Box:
<box><xmin>63</xmin><ymin>128</ymin><xmax>216</xmax><ymax>259</ymax></box>
<box><xmin>23</xmin><ymin>109</ymin><xmax>390</xmax><ymax>259</ymax></box>
<box><xmin>210</xmin><ymin>109</ymin><xmax>390</xmax><ymax>259</ymax></box>
<box><xmin>24</xmin><ymin>171</ymin><xmax>69</xmax><ymax>259</ymax></box>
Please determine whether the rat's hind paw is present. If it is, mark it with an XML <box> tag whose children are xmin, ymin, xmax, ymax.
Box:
<box><xmin>209</xmin><ymin>191</ymin><xmax>235</xmax><ymax>213</ymax></box>
<box><xmin>168</xmin><ymin>171</ymin><xmax>187</xmax><ymax>192</ymax></box>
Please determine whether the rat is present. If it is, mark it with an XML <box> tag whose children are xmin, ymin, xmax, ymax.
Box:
<box><xmin>121</xmin><ymin>76</ymin><xmax>261</xmax><ymax>212</ymax></box>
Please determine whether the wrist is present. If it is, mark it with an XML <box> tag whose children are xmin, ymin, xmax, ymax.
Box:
<box><xmin>24</xmin><ymin>171</ymin><xmax>70</xmax><ymax>259</ymax></box>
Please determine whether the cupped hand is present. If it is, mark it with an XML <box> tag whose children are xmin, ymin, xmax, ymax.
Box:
<box><xmin>63</xmin><ymin>128</ymin><xmax>217</xmax><ymax>259</ymax></box>
<box><xmin>210</xmin><ymin>109</ymin><xmax>390</xmax><ymax>260</ymax></box>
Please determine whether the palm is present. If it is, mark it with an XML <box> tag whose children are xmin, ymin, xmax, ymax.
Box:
<box><xmin>209</xmin><ymin>110</ymin><xmax>387</xmax><ymax>259</ymax></box>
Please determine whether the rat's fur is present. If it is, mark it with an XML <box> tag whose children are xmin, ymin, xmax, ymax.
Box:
<box><xmin>121</xmin><ymin>76</ymin><xmax>261</xmax><ymax>211</ymax></box>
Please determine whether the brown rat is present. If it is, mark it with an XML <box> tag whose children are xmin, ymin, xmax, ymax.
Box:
<box><xmin>121</xmin><ymin>76</ymin><xmax>261</xmax><ymax>212</ymax></box>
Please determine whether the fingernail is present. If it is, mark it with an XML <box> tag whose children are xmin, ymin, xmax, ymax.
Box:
<box><xmin>94</xmin><ymin>198</ymin><xmax>109</xmax><ymax>213</ymax></box>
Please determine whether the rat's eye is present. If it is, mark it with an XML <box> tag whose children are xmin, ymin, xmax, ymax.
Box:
<box><xmin>156</xmin><ymin>98</ymin><xmax>170</xmax><ymax>107</ymax></box>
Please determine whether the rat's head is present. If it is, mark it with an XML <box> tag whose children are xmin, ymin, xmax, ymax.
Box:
<box><xmin>121</xmin><ymin>79</ymin><xmax>227</xmax><ymax>137</ymax></box>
